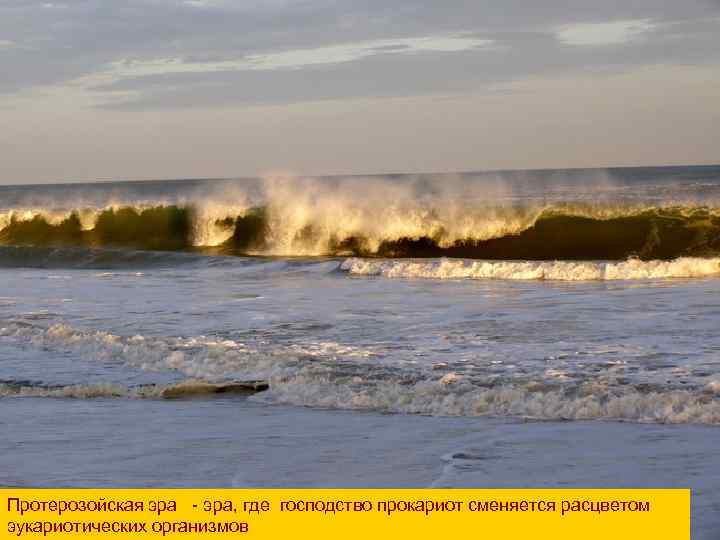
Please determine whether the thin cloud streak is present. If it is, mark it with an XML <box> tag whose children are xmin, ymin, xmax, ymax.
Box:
<box><xmin>105</xmin><ymin>34</ymin><xmax>494</xmax><ymax>78</ymax></box>
<box><xmin>555</xmin><ymin>19</ymin><xmax>656</xmax><ymax>46</ymax></box>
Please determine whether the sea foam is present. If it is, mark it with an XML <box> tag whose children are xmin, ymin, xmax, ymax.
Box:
<box><xmin>3</xmin><ymin>321</ymin><xmax>720</xmax><ymax>424</ymax></box>
<box><xmin>340</xmin><ymin>257</ymin><xmax>720</xmax><ymax>281</ymax></box>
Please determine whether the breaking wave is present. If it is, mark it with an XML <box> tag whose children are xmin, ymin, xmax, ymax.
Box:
<box><xmin>2</xmin><ymin>175</ymin><xmax>720</xmax><ymax>261</ymax></box>
<box><xmin>3</xmin><ymin>204</ymin><xmax>720</xmax><ymax>261</ymax></box>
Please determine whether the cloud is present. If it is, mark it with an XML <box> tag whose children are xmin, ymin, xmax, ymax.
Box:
<box><xmin>104</xmin><ymin>33</ymin><xmax>493</xmax><ymax>79</ymax></box>
<box><xmin>183</xmin><ymin>0</ymin><xmax>213</xmax><ymax>7</ymax></box>
<box><xmin>0</xmin><ymin>39</ymin><xmax>15</xmax><ymax>48</ymax></box>
<box><xmin>555</xmin><ymin>19</ymin><xmax>656</xmax><ymax>46</ymax></box>
<box><xmin>0</xmin><ymin>0</ymin><xmax>717</xmax><ymax>108</ymax></box>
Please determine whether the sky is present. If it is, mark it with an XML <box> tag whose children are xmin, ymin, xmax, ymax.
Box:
<box><xmin>1</xmin><ymin>0</ymin><xmax>719</xmax><ymax>184</ymax></box>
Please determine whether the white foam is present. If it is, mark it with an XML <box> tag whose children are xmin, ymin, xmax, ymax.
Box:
<box><xmin>0</xmin><ymin>380</ymin><xmax>262</xmax><ymax>399</ymax></box>
<box><xmin>261</xmin><ymin>376</ymin><xmax>720</xmax><ymax>424</ymax></box>
<box><xmin>341</xmin><ymin>257</ymin><xmax>720</xmax><ymax>281</ymax></box>
<box><xmin>4</xmin><ymin>321</ymin><xmax>720</xmax><ymax>424</ymax></box>
<box><xmin>0</xmin><ymin>382</ymin><xmax>158</xmax><ymax>399</ymax></box>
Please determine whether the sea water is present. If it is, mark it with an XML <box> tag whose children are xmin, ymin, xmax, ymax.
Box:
<box><xmin>1</xmin><ymin>166</ymin><xmax>719</xmax><ymax>536</ymax></box>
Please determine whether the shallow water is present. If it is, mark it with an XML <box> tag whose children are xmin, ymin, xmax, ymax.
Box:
<box><xmin>3</xmin><ymin>260</ymin><xmax>720</xmax><ymax>422</ymax></box>
<box><xmin>2</xmin><ymin>399</ymin><xmax>719</xmax><ymax>537</ymax></box>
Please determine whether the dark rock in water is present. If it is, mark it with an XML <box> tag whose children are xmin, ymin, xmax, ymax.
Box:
<box><xmin>160</xmin><ymin>380</ymin><xmax>269</xmax><ymax>399</ymax></box>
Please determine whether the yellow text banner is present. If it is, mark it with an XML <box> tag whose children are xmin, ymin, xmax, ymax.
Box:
<box><xmin>1</xmin><ymin>489</ymin><xmax>689</xmax><ymax>540</ymax></box>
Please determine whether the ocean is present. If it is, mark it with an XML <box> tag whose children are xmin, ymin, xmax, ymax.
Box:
<box><xmin>1</xmin><ymin>165</ymin><xmax>720</xmax><ymax>536</ymax></box>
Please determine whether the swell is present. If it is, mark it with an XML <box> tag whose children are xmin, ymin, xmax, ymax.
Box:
<box><xmin>2</xmin><ymin>204</ymin><xmax>720</xmax><ymax>261</ymax></box>
<box><xmin>0</xmin><ymin>245</ymin><xmax>215</xmax><ymax>269</ymax></box>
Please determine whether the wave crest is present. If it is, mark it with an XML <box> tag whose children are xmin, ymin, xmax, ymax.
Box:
<box><xmin>2</xmin><ymin>202</ymin><xmax>720</xmax><ymax>261</ymax></box>
<box><xmin>3</xmin><ymin>172</ymin><xmax>720</xmax><ymax>260</ymax></box>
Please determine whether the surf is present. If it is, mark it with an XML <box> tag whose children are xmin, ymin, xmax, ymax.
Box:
<box><xmin>2</xmin><ymin>204</ymin><xmax>720</xmax><ymax>261</ymax></box>
<box><xmin>340</xmin><ymin>257</ymin><xmax>720</xmax><ymax>281</ymax></box>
